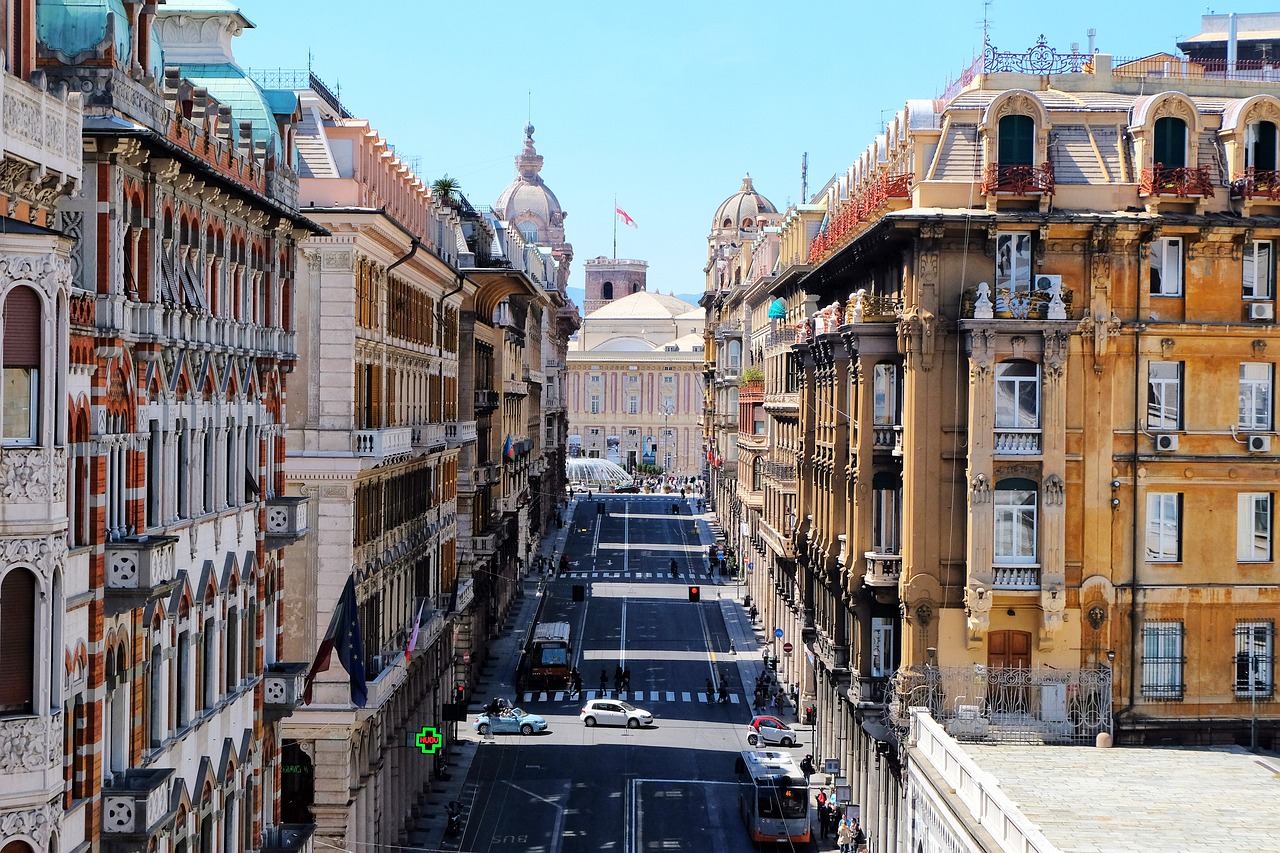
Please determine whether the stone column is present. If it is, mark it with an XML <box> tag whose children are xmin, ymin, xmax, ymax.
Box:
<box><xmin>964</xmin><ymin>330</ymin><xmax>997</xmax><ymax>649</ymax></box>
<box><xmin>1038</xmin><ymin>328</ymin><xmax>1070</xmax><ymax>649</ymax></box>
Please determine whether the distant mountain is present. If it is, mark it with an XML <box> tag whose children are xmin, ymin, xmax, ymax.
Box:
<box><xmin>565</xmin><ymin>287</ymin><xmax>703</xmax><ymax>312</ymax></box>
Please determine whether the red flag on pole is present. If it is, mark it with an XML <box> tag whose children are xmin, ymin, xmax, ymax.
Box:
<box><xmin>616</xmin><ymin>207</ymin><xmax>637</xmax><ymax>228</ymax></box>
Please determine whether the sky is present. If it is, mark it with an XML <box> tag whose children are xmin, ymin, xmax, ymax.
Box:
<box><xmin>230</xmin><ymin>1</ymin><xmax>1278</xmax><ymax>300</ymax></box>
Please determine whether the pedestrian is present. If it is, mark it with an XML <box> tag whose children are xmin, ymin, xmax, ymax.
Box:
<box><xmin>614</xmin><ymin>665</ymin><xmax>624</xmax><ymax>693</ymax></box>
<box><xmin>818</xmin><ymin>801</ymin><xmax>832</xmax><ymax>839</ymax></box>
<box><xmin>729</xmin><ymin>639</ymin><xmax>736</xmax><ymax>655</ymax></box>
<box><xmin>559</xmin><ymin>554</ymin><xmax>569</xmax><ymax>576</ymax></box>
<box><xmin>837</xmin><ymin>818</ymin><xmax>854</xmax><ymax>853</ymax></box>
<box><xmin>571</xmin><ymin>669</ymin><xmax>583</xmax><ymax>698</ymax></box>
<box><xmin>622</xmin><ymin>668</ymin><xmax>631</xmax><ymax>691</ymax></box>
<box><xmin>718</xmin><ymin>683</ymin><xmax>729</xmax><ymax>704</ymax></box>
<box><xmin>669</xmin><ymin>558</ymin><xmax>678</xmax><ymax>577</ymax></box>
<box><xmin>599</xmin><ymin>669</ymin><xmax>607</xmax><ymax>694</ymax></box>
<box><xmin>800</xmin><ymin>754</ymin><xmax>814</xmax><ymax>779</ymax></box>
<box><xmin>852</xmin><ymin>820</ymin><xmax>866</xmax><ymax>852</ymax></box>
<box><xmin>705</xmin><ymin>678</ymin><xmax>715</xmax><ymax>701</ymax></box>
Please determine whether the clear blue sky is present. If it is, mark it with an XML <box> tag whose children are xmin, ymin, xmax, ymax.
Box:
<box><xmin>231</xmin><ymin>1</ymin><xmax>1275</xmax><ymax>298</ymax></box>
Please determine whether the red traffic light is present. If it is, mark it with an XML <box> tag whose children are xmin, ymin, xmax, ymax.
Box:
<box><xmin>688</xmin><ymin>586</ymin><xmax>700</xmax><ymax>602</ymax></box>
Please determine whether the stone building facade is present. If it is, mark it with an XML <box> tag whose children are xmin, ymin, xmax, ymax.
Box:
<box><xmin>703</xmin><ymin>37</ymin><xmax>1280</xmax><ymax>853</ymax></box>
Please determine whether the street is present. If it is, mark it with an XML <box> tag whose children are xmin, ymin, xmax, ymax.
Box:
<box><xmin>446</xmin><ymin>494</ymin><xmax>800</xmax><ymax>852</ymax></box>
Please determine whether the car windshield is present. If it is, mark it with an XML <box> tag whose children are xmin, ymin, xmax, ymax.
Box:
<box><xmin>510</xmin><ymin>708</ymin><xmax>525</xmax><ymax>716</ymax></box>
<box><xmin>619</xmin><ymin>702</ymin><xmax>637</xmax><ymax>711</ymax></box>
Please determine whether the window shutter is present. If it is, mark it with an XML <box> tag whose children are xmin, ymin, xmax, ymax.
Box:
<box><xmin>0</xmin><ymin>569</ymin><xmax>36</xmax><ymax>712</ymax></box>
<box><xmin>3</xmin><ymin>286</ymin><xmax>41</xmax><ymax>368</ymax></box>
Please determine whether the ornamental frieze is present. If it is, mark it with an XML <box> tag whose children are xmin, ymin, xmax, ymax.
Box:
<box><xmin>1</xmin><ymin>533</ymin><xmax>68</xmax><ymax>579</ymax></box>
<box><xmin>0</xmin><ymin>713</ymin><xmax>62</xmax><ymax>773</ymax></box>
<box><xmin>0</xmin><ymin>448</ymin><xmax>67</xmax><ymax>503</ymax></box>
<box><xmin>0</xmin><ymin>799</ymin><xmax>59</xmax><ymax>847</ymax></box>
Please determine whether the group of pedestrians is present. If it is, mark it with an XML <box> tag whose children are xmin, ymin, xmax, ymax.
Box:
<box><xmin>816</xmin><ymin>788</ymin><xmax>866</xmax><ymax>852</ymax></box>
<box><xmin>597</xmin><ymin>666</ymin><xmax>632</xmax><ymax>694</ymax></box>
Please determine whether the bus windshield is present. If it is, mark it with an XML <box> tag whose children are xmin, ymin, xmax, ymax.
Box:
<box><xmin>756</xmin><ymin>783</ymin><xmax>808</xmax><ymax>819</ymax></box>
<box><xmin>539</xmin><ymin>646</ymin><xmax>568</xmax><ymax>666</ymax></box>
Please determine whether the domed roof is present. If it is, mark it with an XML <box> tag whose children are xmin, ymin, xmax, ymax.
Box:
<box><xmin>587</xmin><ymin>290</ymin><xmax>700</xmax><ymax>321</ymax></box>
<box><xmin>37</xmin><ymin>0</ymin><xmax>133</xmax><ymax>62</ymax></box>
<box><xmin>768</xmin><ymin>298</ymin><xmax>786</xmax><ymax>319</ymax></box>
<box><xmin>494</xmin><ymin>124</ymin><xmax>564</xmax><ymax>229</ymax></box>
<box><xmin>712</xmin><ymin>174</ymin><xmax>777</xmax><ymax>230</ymax></box>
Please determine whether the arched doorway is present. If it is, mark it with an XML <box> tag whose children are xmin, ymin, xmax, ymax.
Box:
<box><xmin>280</xmin><ymin>740</ymin><xmax>314</xmax><ymax>824</ymax></box>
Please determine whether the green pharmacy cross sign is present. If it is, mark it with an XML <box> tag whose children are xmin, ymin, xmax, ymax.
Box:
<box><xmin>415</xmin><ymin>726</ymin><xmax>442</xmax><ymax>755</ymax></box>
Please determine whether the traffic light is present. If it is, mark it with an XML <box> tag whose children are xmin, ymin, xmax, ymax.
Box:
<box><xmin>455</xmin><ymin>684</ymin><xmax>466</xmax><ymax>704</ymax></box>
<box><xmin>688</xmin><ymin>585</ymin><xmax>700</xmax><ymax>602</ymax></box>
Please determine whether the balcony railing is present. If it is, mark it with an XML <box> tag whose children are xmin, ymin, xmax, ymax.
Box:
<box><xmin>473</xmin><ymin>463</ymin><xmax>500</xmax><ymax>486</ymax></box>
<box><xmin>981</xmin><ymin>162</ymin><xmax>1055</xmax><ymax>196</ymax></box>
<box><xmin>993</xmin><ymin>429</ymin><xmax>1041</xmax><ymax>455</ymax></box>
<box><xmin>1139</xmin><ymin>163</ymin><xmax>1216</xmax><ymax>198</ymax></box>
<box><xmin>872</xmin><ymin>424</ymin><xmax>904</xmax><ymax>455</ymax></box>
<box><xmin>992</xmin><ymin>564</ymin><xmax>1040</xmax><ymax>590</ymax></box>
<box><xmin>474</xmin><ymin>388</ymin><xmax>500</xmax><ymax>411</ymax></box>
<box><xmin>808</xmin><ymin>172</ymin><xmax>912</xmax><ymax>263</ymax></box>
<box><xmin>262</xmin><ymin>825</ymin><xmax>316</xmax><ymax>853</ymax></box>
<box><xmin>101</xmin><ymin>768</ymin><xmax>175</xmax><ymax>837</ymax></box>
<box><xmin>761</xmin><ymin>461</ymin><xmax>797</xmax><ymax>483</ymax></box>
<box><xmin>503</xmin><ymin>377</ymin><xmax>528</xmax><ymax>397</ymax></box>
<box><xmin>413</xmin><ymin>423</ymin><xmax>447</xmax><ymax>452</ymax></box>
<box><xmin>265</xmin><ymin>496</ymin><xmax>309</xmax><ymax>549</ymax></box>
<box><xmin>262</xmin><ymin>661</ymin><xmax>308</xmax><ymax>721</ymax></box>
<box><xmin>471</xmin><ymin>534</ymin><xmax>497</xmax><ymax>554</ymax></box>
<box><xmin>863</xmin><ymin>552</ymin><xmax>902</xmax><ymax>587</ymax></box>
<box><xmin>1231</xmin><ymin>169</ymin><xmax>1280</xmax><ymax>201</ymax></box>
<box><xmin>765</xmin><ymin>327</ymin><xmax>796</xmax><ymax>351</ymax></box>
<box><xmin>447</xmin><ymin>420</ymin><xmax>478</xmax><ymax>447</ymax></box>
<box><xmin>1</xmin><ymin>66</ymin><xmax>82</xmax><ymax>192</ymax></box>
<box><xmin>353</xmin><ymin>427</ymin><xmax>413</xmax><ymax>459</ymax></box>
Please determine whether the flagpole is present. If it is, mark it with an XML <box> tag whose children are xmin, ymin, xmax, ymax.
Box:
<box><xmin>613</xmin><ymin>194</ymin><xmax>617</xmax><ymax>260</ymax></box>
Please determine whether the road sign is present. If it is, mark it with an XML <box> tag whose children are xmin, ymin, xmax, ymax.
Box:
<box><xmin>415</xmin><ymin>726</ymin><xmax>442</xmax><ymax>755</ymax></box>
<box><xmin>774</xmin><ymin>628</ymin><xmax>784</xmax><ymax>638</ymax></box>
<box><xmin>783</xmin><ymin>642</ymin><xmax>794</xmax><ymax>654</ymax></box>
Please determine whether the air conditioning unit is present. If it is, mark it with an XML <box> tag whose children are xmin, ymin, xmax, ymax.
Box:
<box><xmin>1250</xmin><ymin>302</ymin><xmax>1275</xmax><ymax>321</ymax></box>
<box><xmin>1249</xmin><ymin>434</ymin><xmax>1272</xmax><ymax>453</ymax></box>
<box><xmin>1155</xmin><ymin>433</ymin><xmax>1179</xmax><ymax>452</ymax></box>
<box><xmin>1035</xmin><ymin>274</ymin><xmax>1063</xmax><ymax>292</ymax></box>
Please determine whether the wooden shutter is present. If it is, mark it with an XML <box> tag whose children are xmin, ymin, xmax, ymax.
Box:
<box><xmin>3</xmin><ymin>286</ymin><xmax>41</xmax><ymax>368</ymax></box>
<box><xmin>998</xmin><ymin>114</ymin><xmax>1034</xmax><ymax>166</ymax></box>
<box><xmin>0</xmin><ymin>569</ymin><xmax>36</xmax><ymax>712</ymax></box>
<box><xmin>1153</xmin><ymin>117</ymin><xmax>1187</xmax><ymax>169</ymax></box>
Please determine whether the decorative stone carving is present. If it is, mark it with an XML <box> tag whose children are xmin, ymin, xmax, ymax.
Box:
<box><xmin>1040</xmin><ymin>586</ymin><xmax>1067</xmax><ymax>647</ymax></box>
<box><xmin>0</xmin><ymin>799</ymin><xmax>59</xmax><ymax>847</ymax></box>
<box><xmin>1046</xmin><ymin>279</ymin><xmax>1067</xmax><ymax>320</ymax></box>
<box><xmin>0</xmin><ymin>252</ymin><xmax>73</xmax><ymax>294</ymax></box>
<box><xmin>915</xmin><ymin>602</ymin><xmax>934</xmax><ymax>626</ymax></box>
<box><xmin>973</xmin><ymin>282</ymin><xmax>994</xmax><ymax>319</ymax></box>
<box><xmin>965</xmin><ymin>585</ymin><xmax>992</xmax><ymax>644</ymax></box>
<box><xmin>1</xmin><ymin>449</ymin><xmax>53</xmax><ymax>501</ymax></box>
<box><xmin>0</xmin><ymin>713</ymin><xmax>61</xmax><ymax>772</ymax></box>
<box><xmin>846</xmin><ymin>289</ymin><xmax>866</xmax><ymax>324</ymax></box>
<box><xmin>1086</xmin><ymin>603</ymin><xmax>1108</xmax><ymax>630</ymax></box>
<box><xmin>1043</xmin><ymin>473</ymin><xmax>1065</xmax><ymax>507</ymax></box>
<box><xmin>321</xmin><ymin>250</ymin><xmax>354</xmax><ymax>271</ymax></box>
<box><xmin>970</xmin><ymin>473</ymin><xmax>991</xmax><ymax>504</ymax></box>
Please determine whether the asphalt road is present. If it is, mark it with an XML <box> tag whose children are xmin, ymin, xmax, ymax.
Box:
<box><xmin>452</xmin><ymin>494</ymin><xmax>802</xmax><ymax>853</ymax></box>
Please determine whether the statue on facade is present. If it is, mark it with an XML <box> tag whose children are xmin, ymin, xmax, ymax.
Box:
<box><xmin>973</xmin><ymin>281</ymin><xmax>994</xmax><ymax>319</ymax></box>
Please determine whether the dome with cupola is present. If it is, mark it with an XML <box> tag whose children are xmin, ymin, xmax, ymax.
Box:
<box><xmin>494</xmin><ymin>123</ymin><xmax>566</xmax><ymax>247</ymax></box>
<box><xmin>712</xmin><ymin>174</ymin><xmax>777</xmax><ymax>230</ymax></box>
<box><xmin>37</xmin><ymin>0</ymin><xmax>133</xmax><ymax>64</ymax></box>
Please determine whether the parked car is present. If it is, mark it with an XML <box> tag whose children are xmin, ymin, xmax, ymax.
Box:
<box><xmin>580</xmin><ymin>699</ymin><xmax>654</xmax><ymax>728</ymax></box>
<box><xmin>473</xmin><ymin>707</ymin><xmax>548</xmax><ymax>736</ymax></box>
<box><xmin>746</xmin><ymin>714</ymin><xmax>799</xmax><ymax>747</ymax></box>
<box><xmin>614</xmin><ymin>484</ymin><xmax>641</xmax><ymax>493</ymax></box>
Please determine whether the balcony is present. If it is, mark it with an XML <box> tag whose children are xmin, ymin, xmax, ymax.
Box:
<box><xmin>765</xmin><ymin>327</ymin><xmax>796</xmax><ymax>353</ymax></box>
<box><xmin>101</xmin><ymin>768</ymin><xmax>175</xmax><ymax>840</ymax></box>
<box><xmin>471</xmin><ymin>534</ymin><xmax>497</xmax><ymax>554</ymax></box>
<box><xmin>262</xmin><ymin>825</ymin><xmax>316</xmax><ymax>853</ymax></box>
<box><xmin>503</xmin><ymin>377</ymin><xmax>529</xmax><ymax>397</ymax></box>
<box><xmin>863</xmin><ymin>552</ymin><xmax>902</xmax><ymax>588</ymax></box>
<box><xmin>413</xmin><ymin>423</ymin><xmax>447</xmax><ymax>453</ymax></box>
<box><xmin>763</xmin><ymin>391</ymin><xmax>800</xmax><ymax>414</ymax></box>
<box><xmin>262</xmin><ymin>661</ymin><xmax>308</xmax><ymax>721</ymax></box>
<box><xmin>993</xmin><ymin>564</ymin><xmax>1040</xmax><ymax>590</ymax></box>
<box><xmin>105</xmin><ymin>535</ymin><xmax>179</xmax><ymax>616</ymax></box>
<box><xmin>0</xmin><ymin>712</ymin><xmax>61</xmax><ymax>775</ymax></box>
<box><xmin>981</xmin><ymin>162</ymin><xmax>1055</xmax><ymax>196</ymax></box>
<box><xmin>264</xmin><ymin>496</ymin><xmax>309</xmax><ymax>549</ymax></box>
<box><xmin>0</xmin><ymin>67</ymin><xmax>82</xmax><ymax>201</ymax></box>
<box><xmin>993</xmin><ymin>429</ymin><xmax>1041</xmax><ymax>455</ymax></box>
<box><xmin>1139</xmin><ymin>163</ymin><xmax>1215</xmax><ymax>199</ymax></box>
<box><xmin>474</xmin><ymin>388</ymin><xmax>500</xmax><ymax>411</ymax></box>
<box><xmin>714</xmin><ymin>320</ymin><xmax>743</xmax><ymax>341</ymax></box>
<box><xmin>474</xmin><ymin>463</ymin><xmax>500</xmax><ymax>486</ymax></box>
<box><xmin>353</xmin><ymin>427</ymin><xmax>413</xmax><ymax>460</ymax></box>
<box><xmin>1232</xmin><ymin>169</ymin><xmax>1280</xmax><ymax>202</ymax></box>
<box><xmin>762</xmin><ymin>461</ymin><xmax>797</xmax><ymax>484</ymax></box>
<box><xmin>447</xmin><ymin>420</ymin><xmax>478</xmax><ymax>447</ymax></box>
<box><xmin>872</xmin><ymin>425</ymin><xmax>903</xmax><ymax>455</ymax></box>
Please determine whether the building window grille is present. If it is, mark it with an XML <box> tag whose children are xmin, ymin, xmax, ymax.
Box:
<box><xmin>1235</xmin><ymin>621</ymin><xmax>1275</xmax><ymax>698</ymax></box>
<box><xmin>1142</xmin><ymin>621</ymin><xmax>1185</xmax><ymax>700</ymax></box>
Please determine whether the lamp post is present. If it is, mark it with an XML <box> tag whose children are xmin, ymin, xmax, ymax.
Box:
<box><xmin>659</xmin><ymin>400</ymin><xmax>674</xmax><ymax>476</ymax></box>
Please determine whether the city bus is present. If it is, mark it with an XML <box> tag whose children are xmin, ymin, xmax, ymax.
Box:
<box><xmin>735</xmin><ymin>750</ymin><xmax>812</xmax><ymax>844</ymax></box>
<box><xmin>522</xmin><ymin>621</ymin><xmax>572</xmax><ymax>690</ymax></box>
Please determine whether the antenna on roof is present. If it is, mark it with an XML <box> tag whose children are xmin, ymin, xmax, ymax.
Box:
<box><xmin>981</xmin><ymin>0</ymin><xmax>992</xmax><ymax>51</ymax></box>
<box><xmin>801</xmin><ymin>152</ymin><xmax>808</xmax><ymax>205</ymax></box>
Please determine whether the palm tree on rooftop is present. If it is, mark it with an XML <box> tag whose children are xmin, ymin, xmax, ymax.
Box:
<box><xmin>432</xmin><ymin>176</ymin><xmax>460</xmax><ymax>206</ymax></box>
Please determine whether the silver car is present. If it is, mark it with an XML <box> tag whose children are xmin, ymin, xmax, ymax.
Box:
<box><xmin>580</xmin><ymin>699</ymin><xmax>654</xmax><ymax>728</ymax></box>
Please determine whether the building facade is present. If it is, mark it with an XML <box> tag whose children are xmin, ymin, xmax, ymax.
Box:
<box><xmin>704</xmin><ymin>36</ymin><xmax>1280</xmax><ymax>853</ymax></box>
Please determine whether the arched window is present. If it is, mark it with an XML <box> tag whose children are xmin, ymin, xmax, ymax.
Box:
<box><xmin>722</xmin><ymin>218</ymin><xmax>732</xmax><ymax>228</ymax></box>
<box><xmin>104</xmin><ymin>645</ymin><xmax>128</xmax><ymax>778</ymax></box>
<box><xmin>631</xmin><ymin>282</ymin><xmax>640</xmax><ymax>293</ymax></box>
<box><xmin>998</xmin><ymin>114</ymin><xmax>1035</xmax><ymax>166</ymax></box>
<box><xmin>601</xmin><ymin>281</ymin><xmax>613</xmax><ymax>300</ymax></box>
<box><xmin>3</xmin><ymin>285</ymin><xmax>41</xmax><ymax>445</ymax></box>
<box><xmin>1247</xmin><ymin>120</ymin><xmax>1279</xmax><ymax>172</ymax></box>
<box><xmin>742</xmin><ymin>218</ymin><xmax>753</xmax><ymax>228</ymax></box>
<box><xmin>518</xmin><ymin>221</ymin><xmax>538</xmax><ymax>243</ymax></box>
<box><xmin>727</xmin><ymin>340</ymin><xmax>742</xmax><ymax>369</ymax></box>
<box><xmin>1153</xmin><ymin>116</ymin><xmax>1187</xmax><ymax>169</ymax></box>
<box><xmin>752</xmin><ymin>456</ymin><xmax>763</xmax><ymax>490</ymax></box>
<box><xmin>0</xmin><ymin>568</ymin><xmax>36</xmax><ymax>714</ymax></box>
<box><xmin>994</xmin><ymin>477</ymin><xmax>1038</xmax><ymax>564</ymax></box>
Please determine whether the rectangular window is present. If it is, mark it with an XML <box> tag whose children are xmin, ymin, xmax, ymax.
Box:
<box><xmin>872</xmin><ymin>363</ymin><xmax>899</xmax><ymax>426</ymax></box>
<box><xmin>1239</xmin><ymin>362</ymin><xmax>1273</xmax><ymax>431</ymax></box>
<box><xmin>590</xmin><ymin>396</ymin><xmax>600</xmax><ymax>415</ymax></box>
<box><xmin>1142</xmin><ymin>621</ymin><xmax>1184</xmax><ymax>699</ymax></box>
<box><xmin>628</xmin><ymin>396</ymin><xmax>638</xmax><ymax>415</ymax></box>
<box><xmin>994</xmin><ymin>486</ymin><xmax>1038</xmax><ymax>563</ymax></box>
<box><xmin>1238</xmin><ymin>492</ymin><xmax>1273</xmax><ymax>562</ymax></box>
<box><xmin>1150</xmin><ymin>238</ymin><xmax>1183</xmax><ymax>296</ymax></box>
<box><xmin>1145</xmin><ymin>493</ymin><xmax>1182</xmax><ymax>562</ymax></box>
<box><xmin>995</xmin><ymin>232</ymin><xmax>1033</xmax><ymax>295</ymax></box>
<box><xmin>752</xmin><ymin>405</ymin><xmax>765</xmax><ymax>435</ymax></box>
<box><xmin>870</xmin><ymin>618</ymin><xmax>894</xmax><ymax>678</ymax></box>
<box><xmin>1235</xmin><ymin>621</ymin><xmax>1275</xmax><ymax>698</ymax></box>
<box><xmin>1</xmin><ymin>367</ymin><xmax>37</xmax><ymax>444</ymax></box>
<box><xmin>871</xmin><ymin>486</ymin><xmax>901</xmax><ymax>554</ymax></box>
<box><xmin>1244</xmin><ymin>241</ymin><xmax>1274</xmax><ymax>300</ymax></box>
<box><xmin>994</xmin><ymin>363</ymin><xmax>1039</xmax><ymax>430</ymax></box>
<box><xmin>1147</xmin><ymin>361</ymin><xmax>1183</xmax><ymax>431</ymax></box>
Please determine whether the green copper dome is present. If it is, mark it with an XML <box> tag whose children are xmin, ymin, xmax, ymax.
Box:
<box><xmin>37</xmin><ymin>0</ymin><xmax>132</xmax><ymax>63</ymax></box>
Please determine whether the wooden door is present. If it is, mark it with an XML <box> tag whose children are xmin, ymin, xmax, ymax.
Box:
<box><xmin>987</xmin><ymin>630</ymin><xmax>1032</xmax><ymax>715</ymax></box>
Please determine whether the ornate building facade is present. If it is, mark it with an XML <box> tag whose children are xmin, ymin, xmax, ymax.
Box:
<box><xmin>704</xmin><ymin>38</ymin><xmax>1280</xmax><ymax>853</ymax></box>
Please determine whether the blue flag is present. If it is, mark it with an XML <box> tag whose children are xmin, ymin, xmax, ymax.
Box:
<box><xmin>304</xmin><ymin>574</ymin><xmax>367</xmax><ymax>707</ymax></box>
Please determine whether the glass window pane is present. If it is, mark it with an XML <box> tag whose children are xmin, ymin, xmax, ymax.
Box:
<box><xmin>2</xmin><ymin>368</ymin><xmax>35</xmax><ymax>442</ymax></box>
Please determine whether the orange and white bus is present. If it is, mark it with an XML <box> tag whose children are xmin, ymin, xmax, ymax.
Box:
<box><xmin>735</xmin><ymin>750</ymin><xmax>812</xmax><ymax>844</ymax></box>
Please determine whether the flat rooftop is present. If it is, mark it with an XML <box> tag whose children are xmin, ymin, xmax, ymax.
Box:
<box><xmin>965</xmin><ymin>743</ymin><xmax>1280</xmax><ymax>852</ymax></box>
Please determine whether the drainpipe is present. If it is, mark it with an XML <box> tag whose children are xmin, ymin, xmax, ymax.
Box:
<box><xmin>1116</xmin><ymin>294</ymin><xmax>1143</xmax><ymax>735</ymax></box>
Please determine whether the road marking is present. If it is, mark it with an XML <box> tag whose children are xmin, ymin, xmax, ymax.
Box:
<box><xmin>681</xmin><ymin>692</ymin><xmax>691</xmax><ymax>702</ymax></box>
<box><xmin>666</xmin><ymin>691</ymin><xmax>675</xmax><ymax>701</ymax></box>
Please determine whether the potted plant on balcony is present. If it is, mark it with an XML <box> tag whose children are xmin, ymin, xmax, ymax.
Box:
<box><xmin>432</xmin><ymin>175</ymin><xmax>461</xmax><ymax>207</ymax></box>
<box><xmin>739</xmin><ymin>365</ymin><xmax>765</xmax><ymax>389</ymax></box>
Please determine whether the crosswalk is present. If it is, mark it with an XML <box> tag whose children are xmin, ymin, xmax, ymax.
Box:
<box><xmin>560</xmin><ymin>570</ymin><xmax>723</xmax><ymax>580</ymax></box>
<box><xmin>510</xmin><ymin>689</ymin><xmax>744</xmax><ymax>705</ymax></box>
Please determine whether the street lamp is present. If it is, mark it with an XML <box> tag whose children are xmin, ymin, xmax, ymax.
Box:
<box><xmin>659</xmin><ymin>400</ymin><xmax>674</xmax><ymax>476</ymax></box>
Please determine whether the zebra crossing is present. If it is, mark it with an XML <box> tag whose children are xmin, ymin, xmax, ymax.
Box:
<box><xmin>560</xmin><ymin>569</ymin><xmax>721</xmax><ymax>580</ymax></box>
<box><xmin>513</xmin><ymin>689</ymin><xmax>743</xmax><ymax>705</ymax></box>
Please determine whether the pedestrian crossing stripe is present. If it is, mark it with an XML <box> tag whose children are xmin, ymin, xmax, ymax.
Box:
<box><xmin>515</xmin><ymin>690</ymin><xmax>742</xmax><ymax>705</ymax></box>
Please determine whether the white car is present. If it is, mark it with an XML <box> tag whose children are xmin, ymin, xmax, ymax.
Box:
<box><xmin>746</xmin><ymin>715</ymin><xmax>799</xmax><ymax>747</ymax></box>
<box><xmin>580</xmin><ymin>699</ymin><xmax>654</xmax><ymax>728</ymax></box>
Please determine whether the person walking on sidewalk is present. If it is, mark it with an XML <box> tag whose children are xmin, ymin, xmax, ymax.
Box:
<box><xmin>837</xmin><ymin>818</ymin><xmax>854</xmax><ymax>853</ymax></box>
<box><xmin>598</xmin><ymin>669</ymin><xmax>607</xmax><ymax>694</ymax></box>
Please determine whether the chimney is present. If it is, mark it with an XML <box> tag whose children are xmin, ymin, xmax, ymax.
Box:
<box><xmin>1228</xmin><ymin>13</ymin><xmax>1239</xmax><ymax>72</ymax></box>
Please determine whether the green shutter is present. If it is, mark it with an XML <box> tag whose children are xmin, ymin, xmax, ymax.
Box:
<box><xmin>1153</xmin><ymin>118</ymin><xmax>1187</xmax><ymax>169</ymax></box>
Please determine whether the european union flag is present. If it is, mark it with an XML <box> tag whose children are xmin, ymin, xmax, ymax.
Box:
<box><xmin>304</xmin><ymin>574</ymin><xmax>368</xmax><ymax>707</ymax></box>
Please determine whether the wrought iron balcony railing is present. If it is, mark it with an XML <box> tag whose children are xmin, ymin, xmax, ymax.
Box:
<box><xmin>982</xmin><ymin>162</ymin><xmax>1054</xmax><ymax>196</ymax></box>
<box><xmin>1231</xmin><ymin>168</ymin><xmax>1280</xmax><ymax>201</ymax></box>
<box><xmin>1139</xmin><ymin>163</ymin><xmax>1216</xmax><ymax>198</ymax></box>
